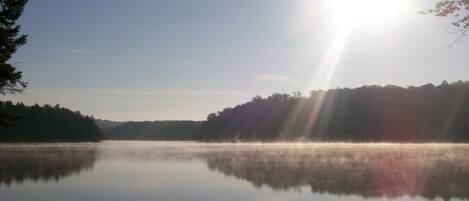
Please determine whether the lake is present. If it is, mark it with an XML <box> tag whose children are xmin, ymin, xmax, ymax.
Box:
<box><xmin>0</xmin><ymin>141</ymin><xmax>468</xmax><ymax>201</ymax></box>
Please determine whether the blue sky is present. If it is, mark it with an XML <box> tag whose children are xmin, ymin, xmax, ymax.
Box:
<box><xmin>5</xmin><ymin>0</ymin><xmax>469</xmax><ymax>121</ymax></box>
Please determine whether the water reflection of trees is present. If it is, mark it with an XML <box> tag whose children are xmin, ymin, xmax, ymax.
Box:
<box><xmin>0</xmin><ymin>145</ymin><xmax>97</xmax><ymax>186</ymax></box>
<box><xmin>205</xmin><ymin>145</ymin><xmax>469</xmax><ymax>201</ymax></box>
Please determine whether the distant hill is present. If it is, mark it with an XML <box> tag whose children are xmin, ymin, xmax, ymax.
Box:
<box><xmin>103</xmin><ymin>121</ymin><xmax>201</xmax><ymax>140</ymax></box>
<box><xmin>0</xmin><ymin>102</ymin><xmax>103</xmax><ymax>142</ymax></box>
<box><xmin>200</xmin><ymin>81</ymin><xmax>469</xmax><ymax>142</ymax></box>
<box><xmin>94</xmin><ymin>119</ymin><xmax>123</xmax><ymax>131</ymax></box>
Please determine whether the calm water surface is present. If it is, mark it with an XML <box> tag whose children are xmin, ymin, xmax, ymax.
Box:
<box><xmin>1</xmin><ymin>141</ymin><xmax>468</xmax><ymax>201</ymax></box>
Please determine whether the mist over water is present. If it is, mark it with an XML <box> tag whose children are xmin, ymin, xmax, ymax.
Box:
<box><xmin>1</xmin><ymin>141</ymin><xmax>468</xmax><ymax>201</ymax></box>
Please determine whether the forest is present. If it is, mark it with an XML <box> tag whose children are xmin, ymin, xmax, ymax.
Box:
<box><xmin>199</xmin><ymin>81</ymin><xmax>469</xmax><ymax>142</ymax></box>
<box><xmin>0</xmin><ymin>101</ymin><xmax>103</xmax><ymax>142</ymax></box>
<box><xmin>2</xmin><ymin>81</ymin><xmax>469</xmax><ymax>142</ymax></box>
<box><xmin>103</xmin><ymin>120</ymin><xmax>201</xmax><ymax>140</ymax></box>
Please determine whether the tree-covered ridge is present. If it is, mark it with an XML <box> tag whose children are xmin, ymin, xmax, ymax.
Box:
<box><xmin>200</xmin><ymin>81</ymin><xmax>469</xmax><ymax>142</ymax></box>
<box><xmin>0</xmin><ymin>101</ymin><xmax>103</xmax><ymax>142</ymax></box>
<box><xmin>104</xmin><ymin>121</ymin><xmax>201</xmax><ymax>140</ymax></box>
<box><xmin>94</xmin><ymin>118</ymin><xmax>123</xmax><ymax>131</ymax></box>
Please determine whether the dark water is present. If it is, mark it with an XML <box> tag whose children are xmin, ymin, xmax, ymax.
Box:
<box><xmin>1</xmin><ymin>141</ymin><xmax>469</xmax><ymax>201</ymax></box>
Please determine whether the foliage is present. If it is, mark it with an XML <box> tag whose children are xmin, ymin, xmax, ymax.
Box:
<box><xmin>0</xmin><ymin>0</ymin><xmax>28</xmax><ymax>95</ymax></box>
<box><xmin>426</xmin><ymin>0</ymin><xmax>469</xmax><ymax>29</ymax></box>
<box><xmin>423</xmin><ymin>0</ymin><xmax>469</xmax><ymax>46</ymax></box>
<box><xmin>0</xmin><ymin>101</ymin><xmax>103</xmax><ymax>142</ymax></box>
<box><xmin>94</xmin><ymin>118</ymin><xmax>123</xmax><ymax>131</ymax></box>
<box><xmin>104</xmin><ymin>121</ymin><xmax>201</xmax><ymax>140</ymax></box>
<box><xmin>199</xmin><ymin>81</ymin><xmax>469</xmax><ymax>142</ymax></box>
<box><xmin>0</xmin><ymin>0</ymin><xmax>28</xmax><ymax>125</ymax></box>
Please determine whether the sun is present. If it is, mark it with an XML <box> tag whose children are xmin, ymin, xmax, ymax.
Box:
<box><xmin>298</xmin><ymin>0</ymin><xmax>412</xmax><ymax>92</ymax></box>
<box><xmin>328</xmin><ymin>0</ymin><xmax>409</xmax><ymax>28</ymax></box>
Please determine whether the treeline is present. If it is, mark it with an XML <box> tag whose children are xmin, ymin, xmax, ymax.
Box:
<box><xmin>5</xmin><ymin>81</ymin><xmax>469</xmax><ymax>142</ymax></box>
<box><xmin>103</xmin><ymin>121</ymin><xmax>201</xmax><ymax>140</ymax></box>
<box><xmin>199</xmin><ymin>81</ymin><xmax>469</xmax><ymax>142</ymax></box>
<box><xmin>94</xmin><ymin>118</ymin><xmax>123</xmax><ymax>131</ymax></box>
<box><xmin>0</xmin><ymin>101</ymin><xmax>103</xmax><ymax>142</ymax></box>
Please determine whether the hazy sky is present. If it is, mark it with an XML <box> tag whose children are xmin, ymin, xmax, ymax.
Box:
<box><xmin>5</xmin><ymin>0</ymin><xmax>469</xmax><ymax>121</ymax></box>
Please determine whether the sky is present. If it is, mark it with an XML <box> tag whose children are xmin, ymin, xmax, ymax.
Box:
<box><xmin>4</xmin><ymin>0</ymin><xmax>469</xmax><ymax>121</ymax></box>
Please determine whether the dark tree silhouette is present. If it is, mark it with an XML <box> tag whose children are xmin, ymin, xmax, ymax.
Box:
<box><xmin>0</xmin><ymin>0</ymin><xmax>28</xmax><ymax>94</ymax></box>
<box><xmin>199</xmin><ymin>81</ymin><xmax>469</xmax><ymax>142</ymax></box>
<box><xmin>104</xmin><ymin>121</ymin><xmax>201</xmax><ymax>140</ymax></box>
<box><xmin>94</xmin><ymin>118</ymin><xmax>123</xmax><ymax>131</ymax></box>
<box><xmin>0</xmin><ymin>0</ymin><xmax>28</xmax><ymax>125</ymax></box>
<box><xmin>0</xmin><ymin>102</ymin><xmax>103</xmax><ymax>142</ymax></box>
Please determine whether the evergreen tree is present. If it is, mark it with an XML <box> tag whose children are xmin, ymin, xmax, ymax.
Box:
<box><xmin>0</xmin><ymin>0</ymin><xmax>28</xmax><ymax>94</ymax></box>
<box><xmin>0</xmin><ymin>0</ymin><xmax>28</xmax><ymax>125</ymax></box>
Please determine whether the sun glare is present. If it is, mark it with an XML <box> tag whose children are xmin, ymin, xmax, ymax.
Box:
<box><xmin>329</xmin><ymin>0</ymin><xmax>409</xmax><ymax>27</ymax></box>
<box><xmin>302</xmin><ymin>0</ymin><xmax>411</xmax><ymax>121</ymax></box>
